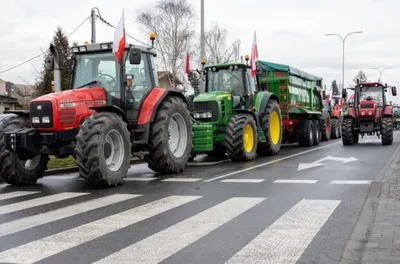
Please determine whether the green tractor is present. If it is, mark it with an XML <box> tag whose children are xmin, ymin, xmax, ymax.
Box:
<box><xmin>190</xmin><ymin>58</ymin><xmax>282</xmax><ymax>161</ymax></box>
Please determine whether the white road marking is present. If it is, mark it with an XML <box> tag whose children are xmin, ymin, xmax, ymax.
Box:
<box><xmin>330</xmin><ymin>180</ymin><xmax>372</xmax><ymax>185</ymax></box>
<box><xmin>0</xmin><ymin>195</ymin><xmax>201</xmax><ymax>263</ymax></box>
<box><xmin>204</xmin><ymin>142</ymin><xmax>341</xmax><ymax>182</ymax></box>
<box><xmin>93</xmin><ymin>197</ymin><xmax>265</xmax><ymax>264</ymax></box>
<box><xmin>161</xmin><ymin>178</ymin><xmax>202</xmax><ymax>182</ymax></box>
<box><xmin>0</xmin><ymin>194</ymin><xmax>140</xmax><ymax>238</ymax></box>
<box><xmin>273</xmin><ymin>179</ymin><xmax>318</xmax><ymax>184</ymax></box>
<box><xmin>123</xmin><ymin>177</ymin><xmax>158</xmax><ymax>181</ymax></box>
<box><xmin>220</xmin><ymin>179</ymin><xmax>265</xmax><ymax>183</ymax></box>
<box><xmin>0</xmin><ymin>192</ymin><xmax>88</xmax><ymax>215</ymax></box>
<box><xmin>225</xmin><ymin>199</ymin><xmax>340</xmax><ymax>264</ymax></box>
<box><xmin>0</xmin><ymin>191</ymin><xmax>40</xmax><ymax>201</ymax></box>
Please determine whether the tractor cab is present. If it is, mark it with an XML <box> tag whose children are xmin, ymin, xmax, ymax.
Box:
<box><xmin>204</xmin><ymin>62</ymin><xmax>255</xmax><ymax>110</ymax></box>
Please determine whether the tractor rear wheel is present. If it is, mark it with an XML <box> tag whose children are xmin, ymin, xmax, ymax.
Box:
<box><xmin>145</xmin><ymin>96</ymin><xmax>192</xmax><ymax>174</ymax></box>
<box><xmin>257</xmin><ymin>99</ymin><xmax>282</xmax><ymax>156</ymax></box>
<box><xmin>320</xmin><ymin>115</ymin><xmax>331</xmax><ymax>141</ymax></box>
<box><xmin>342</xmin><ymin>118</ymin><xmax>354</xmax><ymax>145</ymax></box>
<box><xmin>381</xmin><ymin>117</ymin><xmax>393</xmax><ymax>145</ymax></box>
<box><xmin>312</xmin><ymin>120</ymin><xmax>321</xmax><ymax>145</ymax></box>
<box><xmin>330</xmin><ymin>118</ymin><xmax>340</xmax><ymax>139</ymax></box>
<box><xmin>75</xmin><ymin>112</ymin><xmax>131</xmax><ymax>187</ymax></box>
<box><xmin>0</xmin><ymin>115</ymin><xmax>49</xmax><ymax>185</ymax></box>
<box><xmin>297</xmin><ymin>119</ymin><xmax>314</xmax><ymax>147</ymax></box>
<box><xmin>226</xmin><ymin>114</ymin><xmax>258</xmax><ymax>161</ymax></box>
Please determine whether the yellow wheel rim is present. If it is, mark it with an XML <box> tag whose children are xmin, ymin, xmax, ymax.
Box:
<box><xmin>243</xmin><ymin>124</ymin><xmax>255</xmax><ymax>153</ymax></box>
<box><xmin>270</xmin><ymin>111</ymin><xmax>281</xmax><ymax>145</ymax></box>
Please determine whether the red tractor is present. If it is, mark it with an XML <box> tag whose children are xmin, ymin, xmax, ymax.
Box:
<box><xmin>341</xmin><ymin>80</ymin><xmax>397</xmax><ymax>145</ymax></box>
<box><xmin>0</xmin><ymin>34</ymin><xmax>192</xmax><ymax>187</ymax></box>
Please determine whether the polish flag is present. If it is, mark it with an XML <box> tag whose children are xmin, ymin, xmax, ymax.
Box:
<box><xmin>250</xmin><ymin>31</ymin><xmax>258</xmax><ymax>77</ymax></box>
<box><xmin>112</xmin><ymin>10</ymin><xmax>126</xmax><ymax>63</ymax></box>
<box><xmin>185</xmin><ymin>52</ymin><xmax>190</xmax><ymax>74</ymax></box>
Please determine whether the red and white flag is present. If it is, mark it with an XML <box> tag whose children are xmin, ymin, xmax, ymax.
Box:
<box><xmin>250</xmin><ymin>31</ymin><xmax>258</xmax><ymax>77</ymax></box>
<box><xmin>185</xmin><ymin>52</ymin><xmax>190</xmax><ymax>74</ymax></box>
<box><xmin>112</xmin><ymin>10</ymin><xmax>126</xmax><ymax>63</ymax></box>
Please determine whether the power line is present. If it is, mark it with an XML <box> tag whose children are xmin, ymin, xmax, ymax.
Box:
<box><xmin>0</xmin><ymin>16</ymin><xmax>90</xmax><ymax>74</ymax></box>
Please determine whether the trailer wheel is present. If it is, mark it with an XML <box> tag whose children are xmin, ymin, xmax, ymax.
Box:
<box><xmin>297</xmin><ymin>119</ymin><xmax>314</xmax><ymax>147</ymax></box>
<box><xmin>320</xmin><ymin>115</ymin><xmax>331</xmax><ymax>141</ymax></box>
<box><xmin>0</xmin><ymin>115</ymin><xmax>49</xmax><ymax>185</ymax></box>
<box><xmin>257</xmin><ymin>99</ymin><xmax>282</xmax><ymax>156</ymax></box>
<box><xmin>145</xmin><ymin>96</ymin><xmax>192</xmax><ymax>174</ymax></box>
<box><xmin>226</xmin><ymin>114</ymin><xmax>258</xmax><ymax>161</ymax></box>
<box><xmin>330</xmin><ymin>118</ymin><xmax>340</xmax><ymax>139</ymax></box>
<box><xmin>381</xmin><ymin>117</ymin><xmax>393</xmax><ymax>145</ymax></box>
<box><xmin>312</xmin><ymin>120</ymin><xmax>321</xmax><ymax>145</ymax></box>
<box><xmin>342</xmin><ymin>118</ymin><xmax>354</xmax><ymax>145</ymax></box>
<box><xmin>75</xmin><ymin>112</ymin><xmax>131</xmax><ymax>187</ymax></box>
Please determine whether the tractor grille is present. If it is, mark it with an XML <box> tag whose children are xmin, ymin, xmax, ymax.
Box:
<box><xmin>30</xmin><ymin>101</ymin><xmax>53</xmax><ymax>128</ymax></box>
<box><xmin>193</xmin><ymin>101</ymin><xmax>219</xmax><ymax>122</ymax></box>
<box><xmin>360</xmin><ymin>104</ymin><xmax>374</xmax><ymax>109</ymax></box>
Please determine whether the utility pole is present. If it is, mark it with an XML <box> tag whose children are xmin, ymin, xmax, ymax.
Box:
<box><xmin>200</xmin><ymin>0</ymin><xmax>205</xmax><ymax>93</ymax></box>
<box><xmin>91</xmin><ymin>8</ymin><xmax>96</xmax><ymax>43</ymax></box>
<box><xmin>325</xmin><ymin>31</ymin><xmax>363</xmax><ymax>91</ymax></box>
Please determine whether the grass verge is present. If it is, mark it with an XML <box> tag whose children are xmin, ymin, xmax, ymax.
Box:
<box><xmin>47</xmin><ymin>155</ymin><xmax>76</xmax><ymax>170</ymax></box>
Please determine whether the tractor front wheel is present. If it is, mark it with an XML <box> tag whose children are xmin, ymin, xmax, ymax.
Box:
<box><xmin>75</xmin><ymin>112</ymin><xmax>131</xmax><ymax>187</ymax></box>
<box><xmin>342</xmin><ymin>118</ymin><xmax>354</xmax><ymax>145</ymax></box>
<box><xmin>381</xmin><ymin>117</ymin><xmax>394</xmax><ymax>145</ymax></box>
<box><xmin>145</xmin><ymin>96</ymin><xmax>192</xmax><ymax>174</ymax></box>
<box><xmin>226</xmin><ymin>114</ymin><xmax>258</xmax><ymax>161</ymax></box>
<box><xmin>297</xmin><ymin>119</ymin><xmax>314</xmax><ymax>147</ymax></box>
<box><xmin>330</xmin><ymin>118</ymin><xmax>340</xmax><ymax>139</ymax></box>
<box><xmin>257</xmin><ymin>99</ymin><xmax>282</xmax><ymax>156</ymax></box>
<box><xmin>0</xmin><ymin>115</ymin><xmax>49</xmax><ymax>185</ymax></box>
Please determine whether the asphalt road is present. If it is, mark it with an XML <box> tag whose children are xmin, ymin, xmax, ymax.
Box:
<box><xmin>0</xmin><ymin>133</ymin><xmax>399</xmax><ymax>264</ymax></box>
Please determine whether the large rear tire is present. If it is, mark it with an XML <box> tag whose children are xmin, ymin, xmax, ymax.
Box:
<box><xmin>145</xmin><ymin>96</ymin><xmax>192</xmax><ymax>174</ymax></box>
<box><xmin>381</xmin><ymin>117</ymin><xmax>393</xmax><ymax>145</ymax></box>
<box><xmin>257</xmin><ymin>99</ymin><xmax>282</xmax><ymax>156</ymax></box>
<box><xmin>312</xmin><ymin>120</ymin><xmax>321</xmax><ymax>146</ymax></box>
<box><xmin>330</xmin><ymin>118</ymin><xmax>340</xmax><ymax>139</ymax></box>
<box><xmin>297</xmin><ymin>119</ymin><xmax>314</xmax><ymax>147</ymax></box>
<box><xmin>226</xmin><ymin>114</ymin><xmax>258</xmax><ymax>161</ymax></box>
<box><xmin>342</xmin><ymin>118</ymin><xmax>354</xmax><ymax>145</ymax></box>
<box><xmin>320</xmin><ymin>115</ymin><xmax>331</xmax><ymax>141</ymax></box>
<box><xmin>75</xmin><ymin>112</ymin><xmax>131</xmax><ymax>187</ymax></box>
<box><xmin>0</xmin><ymin>115</ymin><xmax>49</xmax><ymax>185</ymax></box>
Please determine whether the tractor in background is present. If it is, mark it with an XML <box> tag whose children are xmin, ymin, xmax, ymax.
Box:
<box><xmin>326</xmin><ymin>80</ymin><xmax>343</xmax><ymax>139</ymax></box>
<box><xmin>0</xmin><ymin>33</ymin><xmax>192</xmax><ymax>187</ymax></box>
<box><xmin>341</xmin><ymin>80</ymin><xmax>397</xmax><ymax>145</ymax></box>
<box><xmin>189</xmin><ymin>56</ymin><xmax>282</xmax><ymax>161</ymax></box>
<box><xmin>392</xmin><ymin>104</ymin><xmax>400</xmax><ymax>130</ymax></box>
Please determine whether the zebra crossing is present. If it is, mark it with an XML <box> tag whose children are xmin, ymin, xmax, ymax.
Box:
<box><xmin>0</xmin><ymin>190</ymin><xmax>343</xmax><ymax>264</ymax></box>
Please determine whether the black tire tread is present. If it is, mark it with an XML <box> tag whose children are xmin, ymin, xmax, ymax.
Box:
<box><xmin>144</xmin><ymin>96</ymin><xmax>192</xmax><ymax>174</ymax></box>
<box><xmin>381</xmin><ymin>117</ymin><xmax>393</xmax><ymax>145</ymax></box>
<box><xmin>225</xmin><ymin>114</ymin><xmax>258</xmax><ymax>161</ymax></box>
<box><xmin>0</xmin><ymin>115</ymin><xmax>49</xmax><ymax>185</ymax></box>
<box><xmin>312</xmin><ymin>120</ymin><xmax>321</xmax><ymax>145</ymax></box>
<box><xmin>297</xmin><ymin>119</ymin><xmax>313</xmax><ymax>147</ymax></box>
<box><xmin>330</xmin><ymin>118</ymin><xmax>339</xmax><ymax>139</ymax></box>
<box><xmin>75</xmin><ymin>112</ymin><xmax>131</xmax><ymax>187</ymax></box>
<box><xmin>320</xmin><ymin>115</ymin><xmax>331</xmax><ymax>141</ymax></box>
<box><xmin>342</xmin><ymin>118</ymin><xmax>354</xmax><ymax>145</ymax></box>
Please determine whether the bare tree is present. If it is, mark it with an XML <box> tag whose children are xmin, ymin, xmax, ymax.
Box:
<box><xmin>136</xmin><ymin>0</ymin><xmax>195</xmax><ymax>89</ymax></box>
<box><xmin>202</xmin><ymin>23</ymin><xmax>240</xmax><ymax>64</ymax></box>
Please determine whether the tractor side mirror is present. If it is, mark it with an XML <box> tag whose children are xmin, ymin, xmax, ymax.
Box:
<box><xmin>392</xmin><ymin>86</ymin><xmax>397</xmax><ymax>96</ymax></box>
<box><xmin>129</xmin><ymin>48</ymin><xmax>142</xmax><ymax>65</ymax></box>
<box><xmin>44</xmin><ymin>55</ymin><xmax>55</xmax><ymax>71</ymax></box>
<box><xmin>342</xmin><ymin>88</ymin><xmax>347</xmax><ymax>98</ymax></box>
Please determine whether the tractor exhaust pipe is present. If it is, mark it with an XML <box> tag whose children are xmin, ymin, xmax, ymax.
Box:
<box><xmin>44</xmin><ymin>44</ymin><xmax>62</xmax><ymax>93</ymax></box>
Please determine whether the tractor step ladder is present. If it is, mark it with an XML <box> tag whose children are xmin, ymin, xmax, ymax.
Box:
<box><xmin>279</xmin><ymin>85</ymin><xmax>290</xmax><ymax>120</ymax></box>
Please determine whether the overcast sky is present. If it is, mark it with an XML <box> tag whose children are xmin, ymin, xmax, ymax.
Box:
<box><xmin>0</xmin><ymin>0</ymin><xmax>399</xmax><ymax>101</ymax></box>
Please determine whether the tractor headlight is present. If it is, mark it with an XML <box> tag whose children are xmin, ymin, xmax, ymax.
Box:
<box><xmin>42</xmin><ymin>116</ymin><xmax>50</xmax><ymax>123</ymax></box>
<box><xmin>194</xmin><ymin>112</ymin><xmax>212</xmax><ymax>119</ymax></box>
<box><xmin>368</xmin><ymin>111</ymin><xmax>373</xmax><ymax>115</ymax></box>
<box><xmin>32</xmin><ymin>117</ymin><xmax>40</xmax><ymax>124</ymax></box>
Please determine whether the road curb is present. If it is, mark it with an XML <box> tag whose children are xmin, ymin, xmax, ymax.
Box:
<box><xmin>43</xmin><ymin>158</ymin><xmax>145</xmax><ymax>176</ymax></box>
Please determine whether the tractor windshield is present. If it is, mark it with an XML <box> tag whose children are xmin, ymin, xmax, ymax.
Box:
<box><xmin>72</xmin><ymin>52</ymin><xmax>121</xmax><ymax>97</ymax></box>
<box><xmin>360</xmin><ymin>86</ymin><xmax>384</xmax><ymax>106</ymax></box>
<box><xmin>206</xmin><ymin>68</ymin><xmax>244</xmax><ymax>96</ymax></box>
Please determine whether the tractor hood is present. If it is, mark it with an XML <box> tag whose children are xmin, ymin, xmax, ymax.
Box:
<box><xmin>32</xmin><ymin>87</ymin><xmax>107</xmax><ymax>105</ymax></box>
<box><xmin>193</xmin><ymin>91</ymin><xmax>232</xmax><ymax>102</ymax></box>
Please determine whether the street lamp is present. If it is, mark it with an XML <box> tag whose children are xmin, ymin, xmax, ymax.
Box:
<box><xmin>370</xmin><ymin>67</ymin><xmax>392</xmax><ymax>82</ymax></box>
<box><xmin>325</xmin><ymin>31</ymin><xmax>363</xmax><ymax>91</ymax></box>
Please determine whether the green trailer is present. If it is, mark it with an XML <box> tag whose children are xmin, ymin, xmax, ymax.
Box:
<box><xmin>256</xmin><ymin>60</ymin><xmax>328</xmax><ymax>146</ymax></box>
<box><xmin>190</xmin><ymin>61</ymin><xmax>282</xmax><ymax>161</ymax></box>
